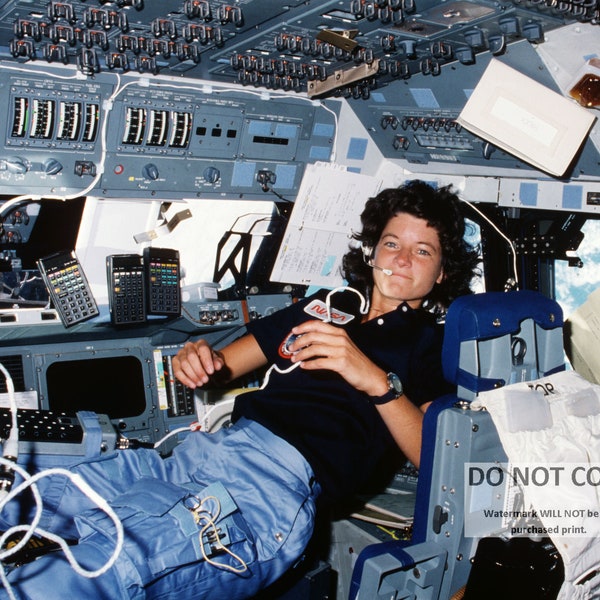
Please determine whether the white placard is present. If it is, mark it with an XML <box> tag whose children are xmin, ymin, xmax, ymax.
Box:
<box><xmin>457</xmin><ymin>59</ymin><xmax>596</xmax><ymax>176</ymax></box>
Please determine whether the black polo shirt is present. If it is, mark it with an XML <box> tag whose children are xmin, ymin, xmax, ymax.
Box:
<box><xmin>232</xmin><ymin>289</ymin><xmax>453</xmax><ymax>506</ymax></box>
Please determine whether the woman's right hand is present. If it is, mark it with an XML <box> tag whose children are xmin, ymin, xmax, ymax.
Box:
<box><xmin>172</xmin><ymin>340</ymin><xmax>225</xmax><ymax>389</ymax></box>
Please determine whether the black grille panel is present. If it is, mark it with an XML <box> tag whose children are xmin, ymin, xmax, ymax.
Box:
<box><xmin>0</xmin><ymin>355</ymin><xmax>25</xmax><ymax>393</ymax></box>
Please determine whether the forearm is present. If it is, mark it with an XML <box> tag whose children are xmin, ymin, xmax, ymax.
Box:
<box><xmin>374</xmin><ymin>396</ymin><xmax>429</xmax><ymax>468</ymax></box>
<box><xmin>216</xmin><ymin>334</ymin><xmax>268</xmax><ymax>381</ymax></box>
<box><xmin>173</xmin><ymin>333</ymin><xmax>268</xmax><ymax>389</ymax></box>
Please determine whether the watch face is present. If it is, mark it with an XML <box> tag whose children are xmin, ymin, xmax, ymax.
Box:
<box><xmin>388</xmin><ymin>372</ymin><xmax>403</xmax><ymax>395</ymax></box>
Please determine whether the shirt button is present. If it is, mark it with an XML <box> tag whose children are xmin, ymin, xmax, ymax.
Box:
<box><xmin>401</xmin><ymin>304</ymin><xmax>408</xmax><ymax>312</ymax></box>
<box><xmin>377</xmin><ymin>318</ymin><xmax>384</xmax><ymax>325</ymax></box>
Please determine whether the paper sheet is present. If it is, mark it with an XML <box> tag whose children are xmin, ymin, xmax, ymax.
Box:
<box><xmin>270</xmin><ymin>163</ymin><xmax>382</xmax><ymax>287</ymax></box>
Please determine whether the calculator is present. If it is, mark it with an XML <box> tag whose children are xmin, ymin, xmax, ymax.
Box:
<box><xmin>37</xmin><ymin>250</ymin><xmax>99</xmax><ymax>327</ymax></box>
<box><xmin>143</xmin><ymin>247</ymin><xmax>181</xmax><ymax>316</ymax></box>
<box><xmin>106</xmin><ymin>254</ymin><xmax>146</xmax><ymax>325</ymax></box>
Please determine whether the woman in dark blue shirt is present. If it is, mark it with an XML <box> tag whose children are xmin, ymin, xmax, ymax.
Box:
<box><xmin>176</xmin><ymin>180</ymin><xmax>479</xmax><ymax>480</ymax></box>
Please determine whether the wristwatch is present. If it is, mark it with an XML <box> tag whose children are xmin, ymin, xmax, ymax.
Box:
<box><xmin>369</xmin><ymin>372</ymin><xmax>404</xmax><ymax>405</ymax></box>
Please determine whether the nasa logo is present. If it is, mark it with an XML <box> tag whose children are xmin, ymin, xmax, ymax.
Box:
<box><xmin>303</xmin><ymin>299</ymin><xmax>355</xmax><ymax>324</ymax></box>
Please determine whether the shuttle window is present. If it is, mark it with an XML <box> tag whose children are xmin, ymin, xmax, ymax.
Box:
<box><xmin>555</xmin><ymin>219</ymin><xmax>600</xmax><ymax>318</ymax></box>
<box><xmin>465</xmin><ymin>217</ymin><xmax>485</xmax><ymax>293</ymax></box>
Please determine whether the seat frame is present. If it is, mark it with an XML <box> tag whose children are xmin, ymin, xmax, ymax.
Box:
<box><xmin>349</xmin><ymin>290</ymin><xmax>565</xmax><ymax>600</ymax></box>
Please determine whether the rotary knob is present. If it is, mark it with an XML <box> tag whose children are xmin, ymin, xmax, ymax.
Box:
<box><xmin>203</xmin><ymin>166</ymin><xmax>221</xmax><ymax>184</ymax></box>
<box><xmin>143</xmin><ymin>163</ymin><xmax>159</xmax><ymax>180</ymax></box>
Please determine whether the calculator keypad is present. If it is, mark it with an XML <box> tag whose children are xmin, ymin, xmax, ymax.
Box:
<box><xmin>110</xmin><ymin>265</ymin><xmax>145</xmax><ymax>324</ymax></box>
<box><xmin>38</xmin><ymin>252</ymin><xmax>99</xmax><ymax>327</ymax></box>
<box><xmin>147</xmin><ymin>258</ymin><xmax>180</xmax><ymax>315</ymax></box>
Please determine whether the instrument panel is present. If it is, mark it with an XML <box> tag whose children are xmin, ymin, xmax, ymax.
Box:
<box><xmin>0</xmin><ymin>0</ymin><xmax>595</xmax><ymax>198</ymax></box>
<box><xmin>0</xmin><ymin>0</ymin><xmax>595</xmax><ymax>96</ymax></box>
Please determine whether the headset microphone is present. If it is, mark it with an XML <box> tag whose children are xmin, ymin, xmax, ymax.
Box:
<box><xmin>371</xmin><ymin>264</ymin><xmax>393</xmax><ymax>276</ymax></box>
<box><xmin>361</xmin><ymin>245</ymin><xmax>392</xmax><ymax>276</ymax></box>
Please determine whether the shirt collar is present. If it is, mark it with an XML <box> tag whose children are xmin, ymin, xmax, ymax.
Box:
<box><xmin>396</xmin><ymin>301</ymin><xmax>413</xmax><ymax>314</ymax></box>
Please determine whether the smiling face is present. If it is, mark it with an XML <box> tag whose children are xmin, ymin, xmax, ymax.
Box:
<box><xmin>370</xmin><ymin>212</ymin><xmax>444</xmax><ymax>314</ymax></box>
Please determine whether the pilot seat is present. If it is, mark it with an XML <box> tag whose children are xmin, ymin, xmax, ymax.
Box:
<box><xmin>346</xmin><ymin>289</ymin><xmax>567</xmax><ymax>600</ymax></box>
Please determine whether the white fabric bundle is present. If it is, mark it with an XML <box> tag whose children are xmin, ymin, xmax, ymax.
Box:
<box><xmin>474</xmin><ymin>370</ymin><xmax>600</xmax><ymax>599</ymax></box>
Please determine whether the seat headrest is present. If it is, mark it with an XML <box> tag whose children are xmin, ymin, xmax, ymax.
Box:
<box><xmin>442</xmin><ymin>290</ymin><xmax>564</xmax><ymax>395</ymax></box>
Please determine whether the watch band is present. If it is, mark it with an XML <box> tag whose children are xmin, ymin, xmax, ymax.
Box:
<box><xmin>369</xmin><ymin>372</ymin><xmax>403</xmax><ymax>405</ymax></box>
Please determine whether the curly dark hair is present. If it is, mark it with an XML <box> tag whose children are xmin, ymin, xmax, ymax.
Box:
<box><xmin>342</xmin><ymin>179</ymin><xmax>480</xmax><ymax>311</ymax></box>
